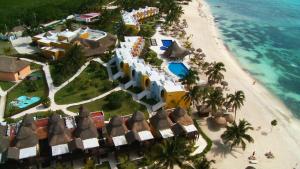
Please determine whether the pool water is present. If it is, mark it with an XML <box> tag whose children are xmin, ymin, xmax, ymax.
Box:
<box><xmin>161</xmin><ymin>40</ymin><xmax>173</xmax><ymax>47</ymax></box>
<box><xmin>168</xmin><ymin>62</ymin><xmax>189</xmax><ymax>79</ymax></box>
<box><xmin>11</xmin><ymin>96</ymin><xmax>41</xmax><ymax>109</ymax></box>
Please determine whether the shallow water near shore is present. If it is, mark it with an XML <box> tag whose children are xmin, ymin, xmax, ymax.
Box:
<box><xmin>207</xmin><ymin>0</ymin><xmax>300</xmax><ymax>117</ymax></box>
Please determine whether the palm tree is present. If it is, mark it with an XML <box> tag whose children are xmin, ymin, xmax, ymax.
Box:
<box><xmin>221</xmin><ymin>119</ymin><xmax>254</xmax><ymax>150</ymax></box>
<box><xmin>204</xmin><ymin>89</ymin><xmax>224</xmax><ymax>116</ymax></box>
<box><xmin>226</xmin><ymin>90</ymin><xmax>245</xmax><ymax>121</ymax></box>
<box><xmin>205</xmin><ymin>62</ymin><xmax>226</xmax><ymax>85</ymax></box>
<box><xmin>270</xmin><ymin>119</ymin><xmax>277</xmax><ymax>132</ymax></box>
<box><xmin>193</xmin><ymin>156</ymin><xmax>215</xmax><ymax>169</ymax></box>
<box><xmin>183</xmin><ymin>85</ymin><xmax>201</xmax><ymax>106</ymax></box>
<box><xmin>180</xmin><ymin>68</ymin><xmax>199</xmax><ymax>89</ymax></box>
<box><xmin>145</xmin><ymin>138</ymin><xmax>198</xmax><ymax>169</ymax></box>
<box><xmin>118</xmin><ymin>154</ymin><xmax>137</xmax><ymax>169</ymax></box>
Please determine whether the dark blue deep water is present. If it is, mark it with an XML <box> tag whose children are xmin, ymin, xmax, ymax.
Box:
<box><xmin>207</xmin><ymin>0</ymin><xmax>300</xmax><ymax>117</ymax></box>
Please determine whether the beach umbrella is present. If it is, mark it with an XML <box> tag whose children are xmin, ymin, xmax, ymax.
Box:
<box><xmin>190</xmin><ymin>48</ymin><xmax>195</xmax><ymax>53</ymax></box>
<box><xmin>245</xmin><ymin>166</ymin><xmax>256</xmax><ymax>169</ymax></box>
<box><xmin>200</xmin><ymin>53</ymin><xmax>206</xmax><ymax>58</ymax></box>
<box><xmin>214</xmin><ymin>116</ymin><xmax>227</xmax><ymax>126</ymax></box>
<box><xmin>224</xmin><ymin>114</ymin><xmax>234</xmax><ymax>123</ymax></box>
<box><xmin>196</xmin><ymin>48</ymin><xmax>202</xmax><ymax>53</ymax></box>
<box><xmin>221</xmin><ymin>81</ymin><xmax>228</xmax><ymax>87</ymax></box>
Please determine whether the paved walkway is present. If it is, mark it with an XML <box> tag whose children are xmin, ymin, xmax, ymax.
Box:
<box><xmin>0</xmin><ymin>88</ymin><xmax>7</xmax><ymax>121</ymax></box>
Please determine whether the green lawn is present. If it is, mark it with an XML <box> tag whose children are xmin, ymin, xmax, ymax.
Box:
<box><xmin>68</xmin><ymin>91</ymin><xmax>148</xmax><ymax>120</ymax></box>
<box><xmin>0</xmin><ymin>41</ymin><xmax>17</xmax><ymax>55</ymax></box>
<box><xmin>55</xmin><ymin>61</ymin><xmax>116</xmax><ymax>104</ymax></box>
<box><xmin>0</xmin><ymin>81</ymin><xmax>15</xmax><ymax>91</ymax></box>
<box><xmin>5</xmin><ymin>70</ymin><xmax>48</xmax><ymax>117</ymax></box>
<box><xmin>96</xmin><ymin>162</ymin><xmax>111</xmax><ymax>169</ymax></box>
<box><xmin>30</xmin><ymin>62</ymin><xmax>43</xmax><ymax>70</ymax></box>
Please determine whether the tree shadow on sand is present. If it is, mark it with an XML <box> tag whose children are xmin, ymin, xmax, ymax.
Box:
<box><xmin>206</xmin><ymin>117</ymin><xmax>222</xmax><ymax>132</ymax></box>
<box><xmin>210</xmin><ymin>140</ymin><xmax>242</xmax><ymax>158</ymax></box>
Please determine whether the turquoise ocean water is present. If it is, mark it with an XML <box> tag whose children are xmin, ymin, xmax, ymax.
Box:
<box><xmin>206</xmin><ymin>0</ymin><xmax>300</xmax><ymax>117</ymax></box>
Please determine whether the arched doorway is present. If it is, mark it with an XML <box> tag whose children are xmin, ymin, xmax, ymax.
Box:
<box><xmin>119</xmin><ymin>61</ymin><xmax>124</xmax><ymax>69</ymax></box>
<box><xmin>131</xmin><ymin>69</ymin><xmax>136</xmax><ymax>79</ymax></box>
<box><xmin>160</xmin><ymin>89</ymin><xmax>166</xmax><ymax>101</ymax></box>
<box><xmin>145</xmin><ymin>78</ymin><xmax>150</xmax><ymax>88</ymax></box>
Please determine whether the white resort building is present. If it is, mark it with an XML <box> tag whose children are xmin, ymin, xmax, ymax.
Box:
<box><xmin>110</xmin><ymin>36</ymin><xmax>189</xmax><ymax>111</ymax></box>
<box><xmin>121</xmin><ymin>6</ymin><xmax>159</xmax><ymax>31</ymax></box>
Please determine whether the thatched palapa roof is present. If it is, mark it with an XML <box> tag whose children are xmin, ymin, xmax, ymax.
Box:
<box><xmin>74</xmin><ymin>107</ymin><xmax>99</xmax><ymax>140</ymax></box>
<box><xmin>0</xmin><ymin>56</ymin><xmax>30</xmax><ymax>73</ymax></box>
<box><xmin>15</xmin><ymin>114</ymin><xmax>38</xmax><ymax>149</ymax></box>
<box><xmin>127</xmin><ymin>111</ymin><xmax>151</xmax><ymax>132</ymax></box>
<box><xmin>20</xmin><ymin>114</ymin><xmax>37</xmax><ymax>130</ymax></box>
<box><xmin>170</xmin><ymin>107</ymin><xmax>193</xmax><ymax>126</ymax></box>
<box><xmin>48</xmin><ymin>114</ymin><xmax>72</xmax><ymax>146</ymax></box>
<box><xmin>150</xmin><ymin>110</ymin><xmax>173</xmax><ymax>130</ymax></box>
<box><xmin>106</xmin><ymin>116</ymin><xmax>128</xmax><ymax>137</ymax></box>
<box><xmin>15</xmin><ymin>126</ymin><xmax>38</xmax><ymax>149</ymax></box>
<box><xmin>163</xmin><ymin>41</ymin><xmax>189</xmax><ymax>59</ymax></box>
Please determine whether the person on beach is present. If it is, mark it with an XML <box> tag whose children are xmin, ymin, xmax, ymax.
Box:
<box><xmin>253</xmin><ymin>80</ymin><xmax>256</xmax><ymax>85</ymax></box>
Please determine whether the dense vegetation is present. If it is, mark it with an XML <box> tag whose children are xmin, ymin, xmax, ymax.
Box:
<box><xmin>50</xmin><ymin>44</ymin><xmax>86</xmax><ymax>86</ymax></box>
<box><xmin>0</xmin><ymin>0</ymin><xmax>98</xmax><ymax>32</ymax></box>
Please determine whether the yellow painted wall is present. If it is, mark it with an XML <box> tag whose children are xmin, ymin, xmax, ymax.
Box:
<box><xmin>165</xmin><ymin>91</ymin><xmax>190</xmax><ymax>109</ymax></box>
<box><xmin>122</xmin><ymin>63</ymin><xmax>130</xmax><ymax>77</ymax></box>
<box><xmin>79</xmin><ymin>32</ymin><xmax>89</xmax><ymax>39</ymax></box>
<box><xmin>37</xmin><ymin>41</ymin><xmax>51</xmax><ymax>47</ymax></box>
<box><xmin>141</xmin><ymin>75</ymin><xmax>150</xmax><ymax>90</ymax></box>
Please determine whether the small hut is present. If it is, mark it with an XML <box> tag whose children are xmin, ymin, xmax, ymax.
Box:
<box><xmin>149</xmin><ymin>110</ymin><xmax>174</xmax><ymax>139</ymax></box>
<box><xmin>170</xmin><ymin>107</ymin><xmax>198</xmax><ymax>136</ymax></box>
<box><xmin>105</xmin><ymin>116</ymin><xmax>128</xmax><ymax>147</ymax></box>
<box><xmin>48</xmin><ymin>114</ymin><xmax>72</xmax><ymax>156</ymax></box>
<box><xmin>125</xmin><ymin>111</ymin><xmax>154</xmax><ymax>143</ymax></box>
<box><xmin>7</xmin><ymin>114</ymin><xmax>38</xmax><ymax>160</ymax></box>
<box><xmin>71</xmin><ymin>107</ymin><xmax>99</xmax><ymax>150</ymax></box>
<box><xmin>163</xmin><ymin>41</ymin><xmax>189</xmax><ymax>59</ymax></box>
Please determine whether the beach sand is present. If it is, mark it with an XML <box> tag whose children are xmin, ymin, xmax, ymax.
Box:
<box><xmin>181</xmin><ymin>0</ymin><xmax>300</xmax><ymax>168</ymax></box>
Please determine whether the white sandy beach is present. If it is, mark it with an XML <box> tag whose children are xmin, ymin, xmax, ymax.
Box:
<box><xmin>181</xmin><ymin>0</ymin><xmax>300</xmax><ymax>168</ymax></box>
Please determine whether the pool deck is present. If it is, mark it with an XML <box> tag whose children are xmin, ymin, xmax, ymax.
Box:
<box><xmin>150</xmin><ymin>26</ymin><xmax>191</xmax><ymax>80</ymax></box>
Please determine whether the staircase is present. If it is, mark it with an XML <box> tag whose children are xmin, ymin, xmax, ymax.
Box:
<box><xmin>152</xmin><ymin>101</ymin><xmax>166</xmax><ymax>112</ymax></box>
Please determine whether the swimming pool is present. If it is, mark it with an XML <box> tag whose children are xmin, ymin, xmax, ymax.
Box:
<box><xmin>168</xmin><ymin>62</ymin><xmax>189</xmax><ymax>79</ymax></box>
<box><xmin>161</xmin><ymin>40</ymin><xmax>173</xmax><ymax>50</ymax></box>
<box><xmin>11</xmin><ymin>96</ymin><xmax>41</xmax><ymax>109</ymax></box>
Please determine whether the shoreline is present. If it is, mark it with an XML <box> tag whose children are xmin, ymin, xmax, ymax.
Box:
<box><xmin>181</xmin><ymin>0</ymin><xmax>300</xmax><ymax>168</ymax></box>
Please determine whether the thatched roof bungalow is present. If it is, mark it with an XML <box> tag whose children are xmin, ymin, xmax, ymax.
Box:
<box><xmin>48</xmin><ymin>114</ymin><xmax>72</xmax><ymax>156</ymax></box>
<box><xmin>149</xmin><ymin>110</ymin><xmax>174</xmax><ymax>138</ymax></box>
<box><xmin>7</xmin><ymin>114</ymin><xmax>38</xmax><ymax>160</ymax></box>
<box><xmin>105</xmin><ymin>116</ymin><xmax>128</xmax><ymax>147</ymax></box>
<box><xmin>169</xmin><ymin>107</ymin><xmax>198</xmax><ymax>136</ymax></box>
<box><xmin>70</xmin><ymin>107</ymin><xmax>99</xmax><ymax>150</ymax></box>
<box><xmin>125</xmin><ymin>111</ymin><xmax>153</xmax><ymax>143</ymax></box>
